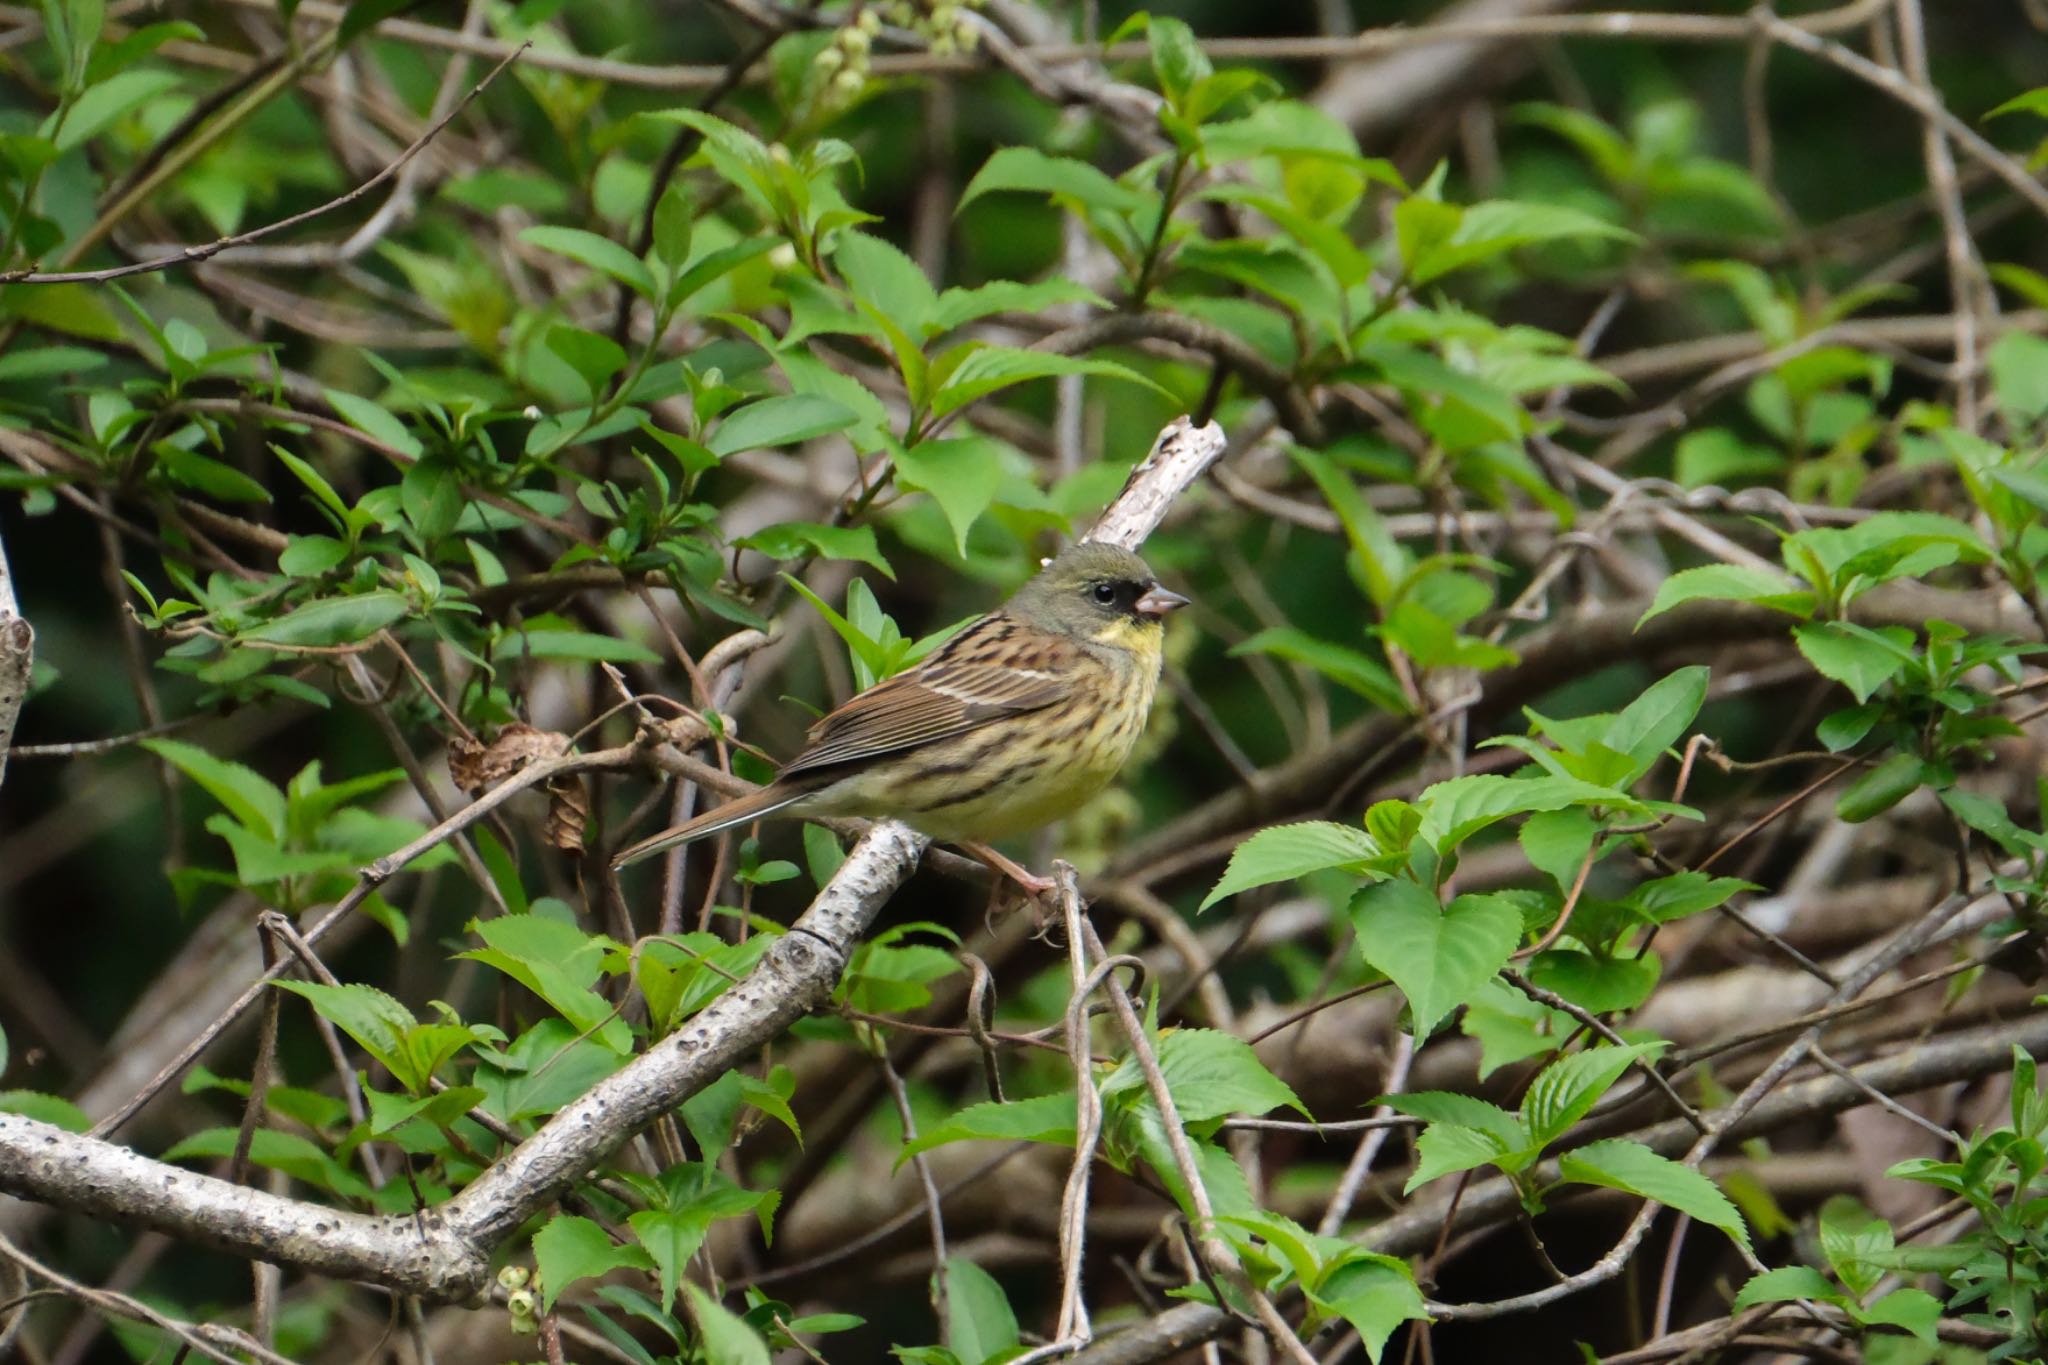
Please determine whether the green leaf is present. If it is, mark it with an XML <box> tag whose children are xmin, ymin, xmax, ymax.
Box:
<box><xmin>900</xmin><ymin>1093</ymin><xmax>1077</xmax><ymax>1162</ymax></box>
<box><xmin>1383</xmin><ymin>1091</ymin><xmax>1524</xmax><ymax>1147</ymax></box>
<box><xmin>1629</xmin><ymin>872</ymin><xmax>1756</xmax><ymax>924</ymax></box>
<box><xmin>930</xmin><ymin>278</ymin><xmax>1106</xmax><ymax>333</ymax></box>
<box><xmin>459</xmin><ymin>914</ymin><xmax>632</xmax><ymax>1053</ymax></box>
<box><xmin>1290</xmin><ymin>446</ymin><xmax>1407</xmax><ymax>607</ymax></box>
<box><xmin>272</xmin><ymin>980</ymin><xmax>419</xmax><ymax>1085</ymax></box>
<box><xmin>1231</xmin><ymin>627</ymin><xmax>1408</xmax><ymax>714</ymax></box>
<box><xmin>1817</xmin><ymin>1195</ymin><xmax>1892</xmax><ymax>1297</ymax></box>
<box><xmin>736</xmin><ymin>521</ymin><xmax>892</xmax><ymax>577</ymax></box>
<box><xmin>1312</xmin><ymin>1255</ymin><xmax>1428</xmax><ymax>1364</ymax></box>
<box><xmin>940</xmin><ymin>1258</ymin><xmax>1020</xmax><ymax>1364</ymax></box>
<box><xmin>708</xmin><ymin>394</ymin><xmax>858</xmax><ymax>456</ymax></box>
<box><xmin>959</xmin><ymin>146</ymin><xmax>1148</xmax><ymax>215</ymax></box>
<box><xmin>532</xmin><ymin>1214</ymin><xmax>653</xmax><ymax>1312</ymax></box>
<box><xmin>0</xmin><ymin>345</ymin><xmax>107</xmax><ymax>382</ymax></box>
<box><xmin>324</xmin><ymin>387</ymin><xmax>422</xmax><ymax>458</ymax></box>
<box><xmin>0</xmin><ymin>1090</ymin><xmax>88</xmax><ymax>1130</ymax></box>
<box><xmin>1521</xmin><ymin>1043</ymin><xmax>1663</xmax><ymax>1146</ymax></box>
<box><xmin>1519</xmin><ymin>808</ymin><xmax>1597</xmax><ymax>895</ymax></box>
<box><xmin>546</xmin><ymin>324</ymin><xmax>628</xmax><ymax>397</ymax></box>
<box><xmin>1528</xmin><ymin>949</ymin><xmax>1661</xmax><ymax>1013</ymax></box>
<box><xmin>1202</xmin><ymin>821</ymin><xmax>1381</xmax><ymax>909</ymax></box>
<box><xmin>893</xmin><ymin>436</ymin><xmax>1008</xmax><ymax>556</ymax></box>
<box><xmin>400</xmin><ymin>458</ymin><xmax>463</xmax><ymax>540</ymax></box>
<box><xmin>1415</xmin><ymin>773</ymin><xmax>1622</xmax><ymax>855</ymax></box>
<box><xmin>50</xmin><ymin>69</ymin><xmax>181</xmax><ymax>151</ymax></box>
<box><xmin>835</xmin><ymin>230</ymin><xmax>937</xmax><ymax>338</ymax></box>
<box><xmin>649</xmin><ymin>185</ymin><xmax>692</xmax><ymax>271</ymax></box>
<box><xmin>681</xmin><ymin>1283</ymin><xmax>770</xmax><ymax>1365</ymax></box>
<box><xmin>1638</xmin><ymin>564</ymin><xmax>1815</xmax><ymax>623</ymax></box>
<box><xmin>1989</xmin><ymin>85</ymin><xmax>2048</xmax><ymax>120</ymax></box>
<box><xmin>494</xmin><ymin>629</ymin><xmax>663</xmax><ymax>664</ymax></box>
<box><xmin>246</xmin><ymin>591</ymin><xmax>409</xmax><ymax>647</ymax></box>
<box><xmin>1559</xmin><ymin>1139</ymin><xmax>1750</xmax><ymax>1252</ymax></box>
<box><xmin>1858</xmin><ymin>1287</ymin><xmax>1940</xmax><ymax>1343</ymax></box>
<box><xmin>1987</xmin><ymin>330</ymin><xmax>2048</xmax><ymax>421</ymax></box>
<box><xmin>1603</xmin><ymin>666</ymin><xmax>1709</xmax><ymax>775</ymax></box>
<box><xmin>930</xmin><ymin>346</ymin><xmax>1164</xmax><ymax>417</ymax></box>
<box><xmin>140</xmin><ymin>737</ymin><xmax>286</xmax><ymax>839</ymax></box>
<box><xmin>1793</xmin><ymin>622</ymin><xmax>1912</xmax><ymax>703</ymax></box>
<box><xmin>1102</xmin><ymin>1028</ymin><xmax>1308</xmax><ymax>1123</ymax></box>
<box><xmin>1406</xmin><ymin>1122</ymin><xmax>1516</xmax><ymax>1188</ymax></box>
<box><xmin>520</xmin><ymin>225</ymin><xmax>654</xmax><ymax>298</ymax></box>
<box><xmin>1351</xmin><ymin>882</ymin><xmax>1521</xmax><ymax>1036</ymax></box>
<box><xmin>1834</xmin><ymin>751</ymin><xmax>1929</xmax><ymax>823</ymax></box>
<box><xmin>1732</xmin><ymin>1264</ymin><xmax>1842</xmax><ymax>1310</ymax></box>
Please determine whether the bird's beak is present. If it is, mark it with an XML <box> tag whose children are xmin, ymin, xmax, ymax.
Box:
<box><xmin>1135</xmin><ymin>584</ymin><xmax>1190</xmax><ymax>617</ymax></box>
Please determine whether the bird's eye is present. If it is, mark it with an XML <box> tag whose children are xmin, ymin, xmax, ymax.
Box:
<box><xmin>1092</xmin><ymin>582</ymin><xmax>1117</xmax><ymax>605</ymax></box>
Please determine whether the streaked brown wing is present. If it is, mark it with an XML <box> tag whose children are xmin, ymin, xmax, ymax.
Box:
<box><xmin>779</xmin><ymin>614</ymin><xmax>1073</xmax><ymax>778</ymax></box>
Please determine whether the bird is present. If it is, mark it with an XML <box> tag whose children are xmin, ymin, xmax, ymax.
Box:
<box><xmin>611</xmin><ymin>541</ymin><xmax>1188</xmax><ymax>892</ymax></box>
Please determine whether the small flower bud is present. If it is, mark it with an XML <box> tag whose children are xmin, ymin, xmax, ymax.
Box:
<box><xmin>929</xmin><ymin>31</ymin><xmax>955</xmax><ymax>57</ymax></box>
<box><xmin>857</xmin><ymin>8</ymin><xmax>881</xmax><ymax>33</ymax></box>
<box><xmin>814</xmin><ymin>45</ymin><xmax>844</xmax><ymax>73</ymax></box>
<box><xmin>839</xmin><ymin>25</ymin><xmax>870</xmax><ymax>55</ymax></box>
<box><xmin>497</xmin><ymin>1265</ymin><xmax>531</xmax><ymax>1292</ymax></box>
<box><xmin>767</xmin><ymin>142</ymin><xmax>792</xmax><ymax>164</ymax></box>
<box><xmin>507</xmin><ymin>1289</ymin><xmax>536</xmax><ymax>1318</ymax></box>
<box><xmin>832</xmin><ymin>68</ymin><xmax>866</xmax><ymax>96</ymax></box>
<box><xmin>767</xmin><ymin>242</ymin><xmax>799</xmax><ymax>272</ymax></box>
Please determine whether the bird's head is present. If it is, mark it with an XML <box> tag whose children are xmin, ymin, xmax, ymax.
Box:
<box><xmin>1007</xmin><ymin>541</ymin><xmax>1189</xmax><ymax>649</ymax></box>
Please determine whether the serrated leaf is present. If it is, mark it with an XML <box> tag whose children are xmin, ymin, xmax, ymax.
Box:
<box><xmin>1202</xmin><ymin>821</ymin><xmax>1381</xmax><ymax>909</ymax></box>
<box><xmin>1351</xmin><ymin>882</ymin><xmax>1521</xmax><ymax>1036</ymax></box>
<box><xmin>900</xmin><ymin>1093</ymin><xmax>1077</xmax><ymax>1163</ymax></box>
<box><xmin>1313</xmin><ymin>1255</ymin><xmax>1428</xmax><ymax>1364</ymax></box>
<box><xmin>141</xmin><ymin>737</ymin><xmax>286</xmax><ymax>839</ymax></box>
<box><xmin>1731</xmin><ymin>1264</ymin><xmax>1841</xmax><ymax>1310</ymax></box>
<box><xmin>1793</xmin><ymin>622</ymin><xmax>1912</xmax><ymax>703</ymax></box>
<box><xmin>1522</xmin><ymin>1043</ymin><xmax>1663</xmax><ymax>1147</ymax></box>
<box><xmin>533</xmin><ymin>1214</ymin><xmax>653</xmax><ymax>1311</ymax></box>
<box><xmin>835</xmin><ymin>230</ymin><xmax>937</xmax><ymax>338</ymax></box>
<box><xmin>1405</xmin><ymin>1122</ymin><xmax>1514</xmax><ymax>1189</ymax></box>
<box><xmin>893</xmin><ymin>436</ymin><xmax>1007</xmax><ymax>557</ymax></box>
<box><xmin>929</xmin><ymin>346</ymin><xmax>1164</xmax><ymax>417</ymax></box>
<box><xmin>1559</xmin><ymin>1139</ymin><xmax>1750</xmax><ymax>1251</ymax></box>
<box><xmin>1604</xmin><ymin>666</ymin><xmax>1709</xmax><ymax>774</ymax></box>
<box><xmin>1102</xmin><ymin>1028</ymin><xmax>1308</xmax><ymax>1123</ymax></box>
<box><xmin>940</xmin><ymin>1257</ymin><xmax>1020</xmax><ymax>1363</ymax></box>
<box><xmin>1639</xmin><ymin>564</ymin><xmax>1816</xmax><ymax>623</ymax></box>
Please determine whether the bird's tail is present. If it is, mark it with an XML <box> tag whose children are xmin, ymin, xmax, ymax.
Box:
<box><xmin>610</xmin><ymin>785</ymin><xmax>808</xmax><ymax>869</ymax></box>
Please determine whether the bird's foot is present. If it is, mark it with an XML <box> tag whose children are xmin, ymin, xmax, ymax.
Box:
<box><xmin>958</xmin><ymin>841</ymin><xmax>1058</xmax><ymax>898</ymax></box>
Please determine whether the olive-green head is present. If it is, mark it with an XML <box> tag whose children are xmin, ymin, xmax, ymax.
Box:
<box><xmin>1005</xmin><ymin>542</ymin><xmax>1189</xmax><ymax>642</ymax></box>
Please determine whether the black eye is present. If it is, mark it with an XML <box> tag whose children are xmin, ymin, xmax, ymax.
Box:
<box><xmin>1092</xmin><ymin>582</ymin><xmax>1117</xmax><ymax>605</ymax></box>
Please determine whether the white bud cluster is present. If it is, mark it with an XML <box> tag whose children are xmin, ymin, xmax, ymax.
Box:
<box><xmin>814</xmin><ymin>9</ymin><xmax>884</xmax><ymax>104</ymax></box>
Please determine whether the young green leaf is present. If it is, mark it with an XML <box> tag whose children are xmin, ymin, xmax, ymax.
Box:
<box><xmin>1203</xmin><ymin>821</ymin><xmax>1382</xmax><ymax>909</ymax></box>
<box><xmin>1351</xmin><ymin>883</ymin><xmax>1522</xmax><ymax>1036</ymax></box>
<box><xmin>533</xmin><ymin>1214</ymin><xmax>654</xmax><ymax>1311</ymax></box>
<box><xmin>1558</xmin><ymin>1139</ymin><xmax>1751</xmax><ymax>1252</ymax></box>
